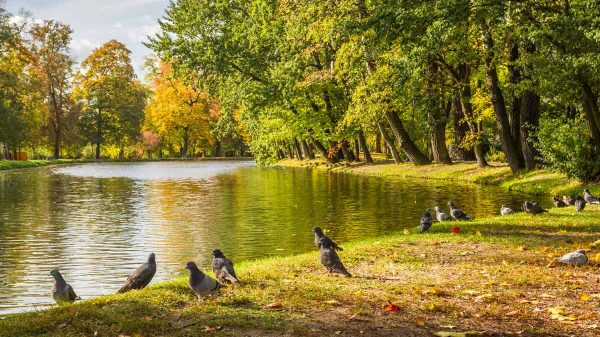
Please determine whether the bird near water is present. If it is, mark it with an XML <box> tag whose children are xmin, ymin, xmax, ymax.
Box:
<box><xmin>419</xmin><ymin>208</ymin><xmax>432</xmax><ymax>233</ymax></box>
<box><xmin>583</xmin><ymin>188</ymin><xmax>600</xmax><ymax>204</ymax></box>
<box><xmin>318</xmin><ymin>237</ymin><xmax>351</xmax><ymax>277</ymax></box>
<box><xmin>557</xmin><ymin>249</ymin><xmax>588</xmax><ymax>266</ymax></box>
<box><xmin>434</xmin><ymin>206</ymin><xmax>451</xmax><ymax>222</ymax></box>
<box><xmin>212</xmin><ymin>249</ymin><xmax>239</xmax><ymax>284</ymax></box>
<box><xmin>522</xmin><ymin>201</ymin><xmax>548</xmax><ymax>216</ymax></box>
<box><xmin>117</xmin><ymin>253</ymin><xmax>157</xmax><ymax>293</ymax></box>
<box><xmin>186</xmin><ymin>261</ymin><xmax>221</xmax><ymax>300</ymax></box>
<box><xmin>49</xmin><ymin>269</ymin><xmax>80</xmax><ymax>304</ymax></box>
<box><xmin>500</xmin><ymin>205</ymin><xmax>514</xmax><ymax>215</ymax></box>
<box><xmin>448</xmin><ymin>201</ymin><xmax>472</xmax><ymax>220</ymax></box>
<box><xmin>553</xmin><ymin>196</ymin><xmax>567</xmax><ymax>208</ymax></box>
<box><xmin>313</xmin><ymin>226</ymin><xmax>343</xmax><ymax>251</ymax></box>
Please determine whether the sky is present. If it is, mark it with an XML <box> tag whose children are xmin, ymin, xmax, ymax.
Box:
<box><xmin>6</xmin><ymin>0</ymin><xmax>170</xmax><ymax>78</ymax></box>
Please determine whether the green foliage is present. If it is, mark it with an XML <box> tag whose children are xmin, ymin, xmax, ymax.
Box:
<box><xmin>536</xmin><ymin>116</ymin><xmax>600</xmax><ymax>182</ymax></box>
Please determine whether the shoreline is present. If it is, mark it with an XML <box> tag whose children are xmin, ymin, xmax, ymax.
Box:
<box><xmin>1</xmin><ymin>160</ymin><xmax>599</xmax><ymax>336</ymax></box>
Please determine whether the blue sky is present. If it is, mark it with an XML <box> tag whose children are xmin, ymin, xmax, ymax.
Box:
<box><xmin>6</xmin><ymin>0</ymin><xmax>170</xmax><ymax>78</ymax></box>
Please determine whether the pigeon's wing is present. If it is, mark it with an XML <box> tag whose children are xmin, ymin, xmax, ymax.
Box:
<box><xmin>67</xmin><ymin>284</ymin><xmax>80</xmax><ymax>301</ymax></box>
<box><xmin>452</xmin><ymin>208</ymin><xmax>469</xmax><ymax>219</ymax></box>
<box><xmin>225</xmin><ymin>259</ymin><xmax>237</xmax><ymax>279</ymax></box>
<box><xmin>441</xmin><ymin>213</ymin><xmax>451</xmax><ymax>221</ymax></box>
<box><xmin>117</xmin><ymin>263</ymin><xmax>155</xmax><ymax>293</ymax></box>
<box><xmin>321</xmin><ymin>236</ymin><xmax>343</xmax><ymax>251</ymax></box>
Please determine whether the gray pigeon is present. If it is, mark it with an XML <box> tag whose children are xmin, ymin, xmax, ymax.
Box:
<box><xmin>522</xmin><ymin>201</ymin><xmax>548</xmax><ymax>216</ymax></box>
<box><xmin>117</xmin><ymin>253</ymin><xmax>156</xmax><ymax>293</ymax></box>
<box><xmin>562</xmin><ymin>195</ymin><xmax>575</xmax><ymax>206</ymax></box>
<box><xmin>557</xmin><ymin>249</ymin><xmax>588</xmax><ymax>266</ymax></box>
<box><xmin>49</xmin><ymin>269</ymin><xmax>80</xmax><ymax>304</ymax></box>
<box><xmin>500</xmin><ymin>204</ymin><xmax>514</xmax><ymax>215</ymax></box>
<box><xmin>434</xmin><ymin>206</ymin><xmax>451</xmax><ymax>222</ymax></box>
<box><xmin>553</xmin><ymin>197</ymin><xmax>567</xmax><ymax>208</ymax></box>
<box><xmin>313</xmin><ymin>226</ymin><xmax>343</xmax><ymax>251</ymax></box>
<box><xmin>419</xmin><ymin>208</ymin><xmax>432</xmax><ymax>233</ymax></box>
<box><xmin>575</xmin><ymin>196</ymin><xmax>586</xmax><ymax>212</ymax></box>
<box><xmin>583</xmin><ymin>188</ymin><xmax>600</xmax><ymax>204</ymax></box>
<box><xmin>318</xmin><ymin>238</ymin><xmax>351</xmax><ymax>277</ymax></box>
<box><xmin>186</xmin><ymin>261</ymin><xmax>221</xmax><ymax>299</ymax></box>
<box><xmin>211</xmin><ymin>249</ymin><xmax>239</xmax><ymax>284</ymax></box>
<box><xmin>447</xmin><ymin>201</ymin><xmax>472</xmax><ymax>220</ymax></box>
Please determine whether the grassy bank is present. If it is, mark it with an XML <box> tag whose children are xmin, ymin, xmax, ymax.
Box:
<box><xmin>1</xmin><ymin>208</ymin><xmax>599</xmax><ymax>337</ymax></box>
<box><xmin>276</xmin><ymin>158</ymin><xmax>591</xmax><ymax>197</ymax></box>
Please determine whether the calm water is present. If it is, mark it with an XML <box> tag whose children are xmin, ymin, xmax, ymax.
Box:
<box><xmin>0</xmin><ymin>161</ymin><xmax>536</xmax><ymax>315</ymax></box>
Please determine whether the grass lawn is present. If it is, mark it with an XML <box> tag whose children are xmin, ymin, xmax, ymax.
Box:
<box><xmin>1</xmin><ymin>208</ymin><xmax>599</xmax><ymax>337</ymax></box>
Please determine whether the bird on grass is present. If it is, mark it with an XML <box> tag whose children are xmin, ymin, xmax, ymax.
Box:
<box><xmin>447</xmin><ymin>201</ymin><xmax>472</xmax><ymax>221</ymax></box>
<box><xmin>313</xmin><ymin>226</ymin><xmax>343</xmax><ymax>251</ymax></box>
<box><xmin>500</xmin><ymin>205</ymin><xmax>514</xmax><ymax>215</ymax></box>
<box><xmin>212</xmin><ymin>249</ymin><xmax>239</xmax><ymax>284</ymax></box>
<box><xmin>583</xmin><ymin>188</ymin><xmax>600</xmax><ymax>204</ymax></box>
<box><xmin>522</xmin><ymin>201</ymin><xmax>548</xmax><ymax>216</ymax></box>
<box><xmin>49</xmin><ymin>269</ymin><xmax>80</xmax><ymax>304</ymax></box>
<box><xmin>186</xmin><ymin>261</ymin><xmax>221</xmax><ymax>300</ymax></box>
<box><xmin>419</xmin><ymin>208</ymin><xmax>432</xmax><ymax>233</ymax></box>
<box><xmin>557</xmin><ymin>249</ymin><xmax>588</xmax><ymax>266</ymax></box>
<box><xmin>318</xmin><ymin>238</ymin><xmax>351</xmax><ymax>277</ymax></box>
<box><xmin>575</xmin><ymin>196</ymin><xmax>586</xmax><ymax>212</ymax></box>
<box><xmin>553</xmin><ymin>197</ymin><xmax>567</xmax><ymax>208</ymax></box>
<box><xmin>562</xmin><ymin>195</ymin><xmax>575</xmax><ymax>206</ymax></box>
<box><xmin>117</xmin><ymin>253</ymin><xmax>156</xmax><ymax>293</ymax></box>
<box><xmin>434</xmin><ymin>206</ymin><xmax>452</xmax><ymax>222</ymax></box>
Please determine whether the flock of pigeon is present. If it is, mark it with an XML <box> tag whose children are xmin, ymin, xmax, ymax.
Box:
<box><xmin>48</xmin><ymin>229</ymin><xmax>350</xmax><ymax>304</ymax></box>
<box><xmin>48</xmin><ymin>189</ymin><xmax>597</xmax><ymax>305</ymax></box>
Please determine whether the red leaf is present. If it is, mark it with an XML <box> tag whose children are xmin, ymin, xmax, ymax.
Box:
<box><xmin>383</xmin><ymin>301</ymin><xmax>400</xmax><ymax>312</ymax></box>
<box><xmin>451</xmin><ymin>226</ymin><xmax>461</xmax><ymax>234</ymax></box>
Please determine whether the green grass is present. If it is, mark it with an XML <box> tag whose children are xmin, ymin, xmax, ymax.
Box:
<box><xmin>2</xmin><ymin>208</ymin><xmax>599</xmax><ymax>336</ymax></box>
<box><xmin>276</xmin><ymin>158</ymin><xmax>592</xmax><ymax>196</ymax></box>
<box><xmin>0</xmin><ymin>159</ymin><xmax>87</xmax><ymax>170</ymax></box>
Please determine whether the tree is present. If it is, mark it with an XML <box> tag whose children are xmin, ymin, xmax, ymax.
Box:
<box><xmin>28</xmin><ymin>20</ymin><xmax>76</xmax><ymax>159</ymax></box>
<box><xmin>73</xmin><ymin>40</ymin><xmax>145</xmax><ymax>159</ymax></box>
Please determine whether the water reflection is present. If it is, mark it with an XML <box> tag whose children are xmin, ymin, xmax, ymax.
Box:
<box><xmin>0</xmin><ymin>161</ymin><xmax>538</xmax><ymax>314</ymax></box>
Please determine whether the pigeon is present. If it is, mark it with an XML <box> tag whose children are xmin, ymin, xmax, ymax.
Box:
<box><xmin>313</xmin><ymin>226</ymin><xmax>343</xmax><ymax>251</ymax></box>
<box><xmin>500</xmin><ymin>205</ymin><xmax>514</xmax><ymax>215</ymax></box>
<box><xmin>211</xmin><ymin>249</ymin><xmax>239</xmax><ymax>284</ymax></box>
<box><xmin>419</xmin><ymin>208</ymin><xmax>433</xmax><ymax>233</ymax></box>
<box><xmin>557</xmin><ymin>249</ymin><xmax>588</xmax><ymax>266</ymax></box>
<box><xmin>562</xmin><ymin>195</ymin><xmax>575</xmax><ymax>206</ymax></box>
<box><xmin>49</xmin><ymin>269</ymin><xmax>80</xmax><ymax>304</ymax></box>
<box><xmin>117</xmin><ymin>253</ymin><xmax>157</xmax><ymax>293</ymax></box>
<box><xmin>583</xmin><ymin>188</ymin><xmax>600</xmax><ymax>204</ymax></box>
<box><xmin>553</xmin><ymin>197</ymin><xmax>567</xmax><ymax>208</ymax></box>
<box><xmin>575</xmin><ymin>196</ymin><xmax>586</xmax><ymax>212</ymax></box>
<box><xmin>186</xmin><ymin>261</ymin><xmax>221</xmax><ymax>299</ymax></box>
<box><xmin>447</xmin><ymin>201</ymin><xmax>472</xmax><ymax>220</ymax></box>
<box><xmin>318</xmin><ymin>238</ymin><xmax>351</xmax><ymax>277</ymax></box>
<box><xmin>522</xmin><ymin>201</ymin><xmax>548</xmax><ymax>216</ymax></box>
<box><xmin>434</xmin><ymin>206</ymin><xmax>451</xmax><ymax>222</ymax></box>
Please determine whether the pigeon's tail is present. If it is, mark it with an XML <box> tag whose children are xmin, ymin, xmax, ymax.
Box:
<box><xmin>335</xmin><ymin>266</ymin><xmax>352</xmax><ymax>278</ymax></box>
<box><xmin>541</xmin><ymin>209</ymin><xmax>549</xmax><ymax>213</ymax></box>
<box><xmin>334</xmin><ymin>246</ymin><xmax>344</xmax><ymax>252</ymax></box>
<box><xmin>116</xmin><ymin>284</ymin><xmax>131</xmax><ymax>294</ymax></box>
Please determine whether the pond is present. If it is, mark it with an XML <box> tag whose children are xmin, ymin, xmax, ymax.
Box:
<box><xmin>0</xmin><ymin>161</ymin><xmax>540</xmax><ymax>315</ymax></box>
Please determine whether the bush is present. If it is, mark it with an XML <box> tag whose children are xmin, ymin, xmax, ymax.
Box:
<box><xmin>535</xmin><ymin>116</ymin><xmax>600</xmax><ymax>182</ymax></box>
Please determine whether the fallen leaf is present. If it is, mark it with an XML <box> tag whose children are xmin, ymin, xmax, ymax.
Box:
<box><xmin>264</xmin><ymin>302</ymin><xmax>283</xmax><ymax>310</ymax></box>
<box><xmin>451</xmin><ymin>226</ymin><xmax>461</xmax><ymax>234</ymax></box>
<box><xmin>434</xmin><ymin>331</ymin><xmax>481</xmax><ymax>337</ymax></box>
<box><xmin>586</xmin><ymin>324</ymin><xmax>599</xmax><ymax>329</ymax></box>
<box><xmin>203</xmin><ymin>325</ymin><xmax>222</xmax><ymax>332</ymax></box>
<box><xmin>383</xmin><ymin>301</ymin><xmax>400</xmax><ymax>312</ymax></box>
<box><xmin>578</xmin><ymin>312</ymin><xmax>594</xmax><ymax>320</ymax></box>
<box><xmin>475</xmin><ymin>293</ymin><xmax>493</xmax><ymax>301</ymax></box>
<box><xmin>415</xmin><ymin>316</ymin><xmax>425</xmax><ymax>326</ymax></box>
<box><xmin>403</xmin><ymin>228</ymin><xmax>410</xmax><ymax>235</ymax></box>
<box><xmin>591</xmin><ymin>240</ymin><xmax>600</xmax><ymax>247</ymax></box>
<box><xmin>539</xmin><ymin>246</ymin><xmax>550</xmax><ymax>253</ymax></box>
<box><xmin>547</xmin><ymin>306</ymin><xmax>576</xmax><ymax>321</ymax></box>
<box><xmin>579</xmin><ymin>294</ymin><xmax>591</xmax><ymax>301</ymax></box>
<box><xmin>517</xmin><ymin>246</ymin><xmax>528</xmax><ymax>251</ymax></box>
<box><xmin>505</xmin><ymin>310</ymin><xmax>519</xmax><ymax>316</ymax></box>
<box><xmin>335</xmin><ymin>331</ymin><xmax>341</xmax><ymax>335</ymax></box>
<box><xmin>439</xmin><ymin>325</ymin><xmax>457</xmax><ymax>329</ymax></box>
<box><xmin>475</xmin><ymin>229</ymin><xmax>482</xmax><ymax>237</ymax></box>
<box><xmin>323</xmin><ymin>300</ymin><xmax>340</xmax><ymax>305</ymax></box>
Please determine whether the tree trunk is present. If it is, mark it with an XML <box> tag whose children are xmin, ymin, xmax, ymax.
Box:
<box><xmin>293</xmin><ymin>138</ymin><xmax>303</xmax><ymax>160</ymax></box>
<box><xmin>385</xmin><ymin>110</ymin><xmax>431</xmax><ymax>165</ymax></box>
<box><xmin>214</xmin><ymin>139</ymin><xmax>222</xmax><ymax>157</ymax></box>
<box><xmin>53</xmin><ymin>127</ymin><xmax>60</xmax><ymax>159</ymax></box>
<box><xmin>353</xmin><ymin>139</ymin><xmax>361</xmax><ymax>161</ymax></box>
<box><xmin>457</xmin><ymin>63</ymin><xmax>487</xmax><ymax>167</ymax></box>
<box><xmin>377</xmin><ymin>122</ymin><xmax>401</xmax><ymax>163</ymax></box>
<box><xmin>181</xmin><ymin>127</ymin><xmax>189</xmax><ymax>158</ymax></box>
<box><xmin>340</xmin><ymin>141</ymin><xmax>352</xmax><ymax>163</ymax></box>
<box><xmin>430</xmin><ymin>100</ymin><xmax>452</xmax><ymax>164</ymax></box>
<box><xmin>481</xmin><ymin>26</ymin><xmax>522</xmax><ymax>172</ymax></box>
<box><xmin>313</xmin><ymin>140</ymin><xmax>338</xmax><ymax>163</ymax></box>
<box><xmin>375</xmin><ymin>132</ymin><xmax>382</xmax><ymax>153</ymax></box>
<box><xmin>95</xmin><ymin>111</ymin><xmax>102</xmax><ymax>159</ymax></box>
<box><xmin>301</xmin><ymin>140</ymin><xmax>315</xmax><ymax>159</ymax></box>
<box><xmin>508</xmin><ymin>43</ymin><xmax>523</xmax><ymax>158</ymax></box>
<box><xmin>452</xmin><ymin>96</ymin><xmax>475</xmax><ymax>161</ymax></box>
<box><xmin>286</xmin><ymin>145</ymin><xmax>294</xmax><ymax>159</ymax></box>
<box><xmin>358</xmin><ymin>131</ymin><xmax>373</xmax><ymax>163</ymax></box>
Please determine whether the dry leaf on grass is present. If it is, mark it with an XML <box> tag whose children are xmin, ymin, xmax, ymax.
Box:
<box><xmin>547</xmin><ymin>306</ymin><xmax>576</xmax><ymax>321</ymax></box>
<box><xmin>505</xmin><ymin>310</ymin><xmax>519</xmax><ymax>317</ymax></box>
<box><xmin>451</xmin><ymin>226</ymin><xmax>461</xmax><ymax>234</ymax></box>
<box><xmin>323</xmin><ymin>300</ymin><xmax>340</xmax><ymax>305</ymax></box>
<box><xmin>403</xmin><ymin>228</ymin><xmax>410</xmax><ymax>235</ymax></box>
<box><xmin>434</xmin><ymin>331</ymin><xmax>481</xmax><ymax>337</ymax></box>
<box><xmin>382</xmin><ymin>301</ymin><xmax>400</xmax><ymax>312</ymax></box>
<box><xmin>203</xmin><ymin>325</ymin><xmax>222</xmax><ymax>332</ymax></box>
<box><xmin>415</xmin><ymin>316</ymin><xmax>425</xmax><ymax>326</ymax></box>
<box><xmin>264</xmin><ymin>302</ymin><xmax>283</xmax><ymax>310</ymax></box>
